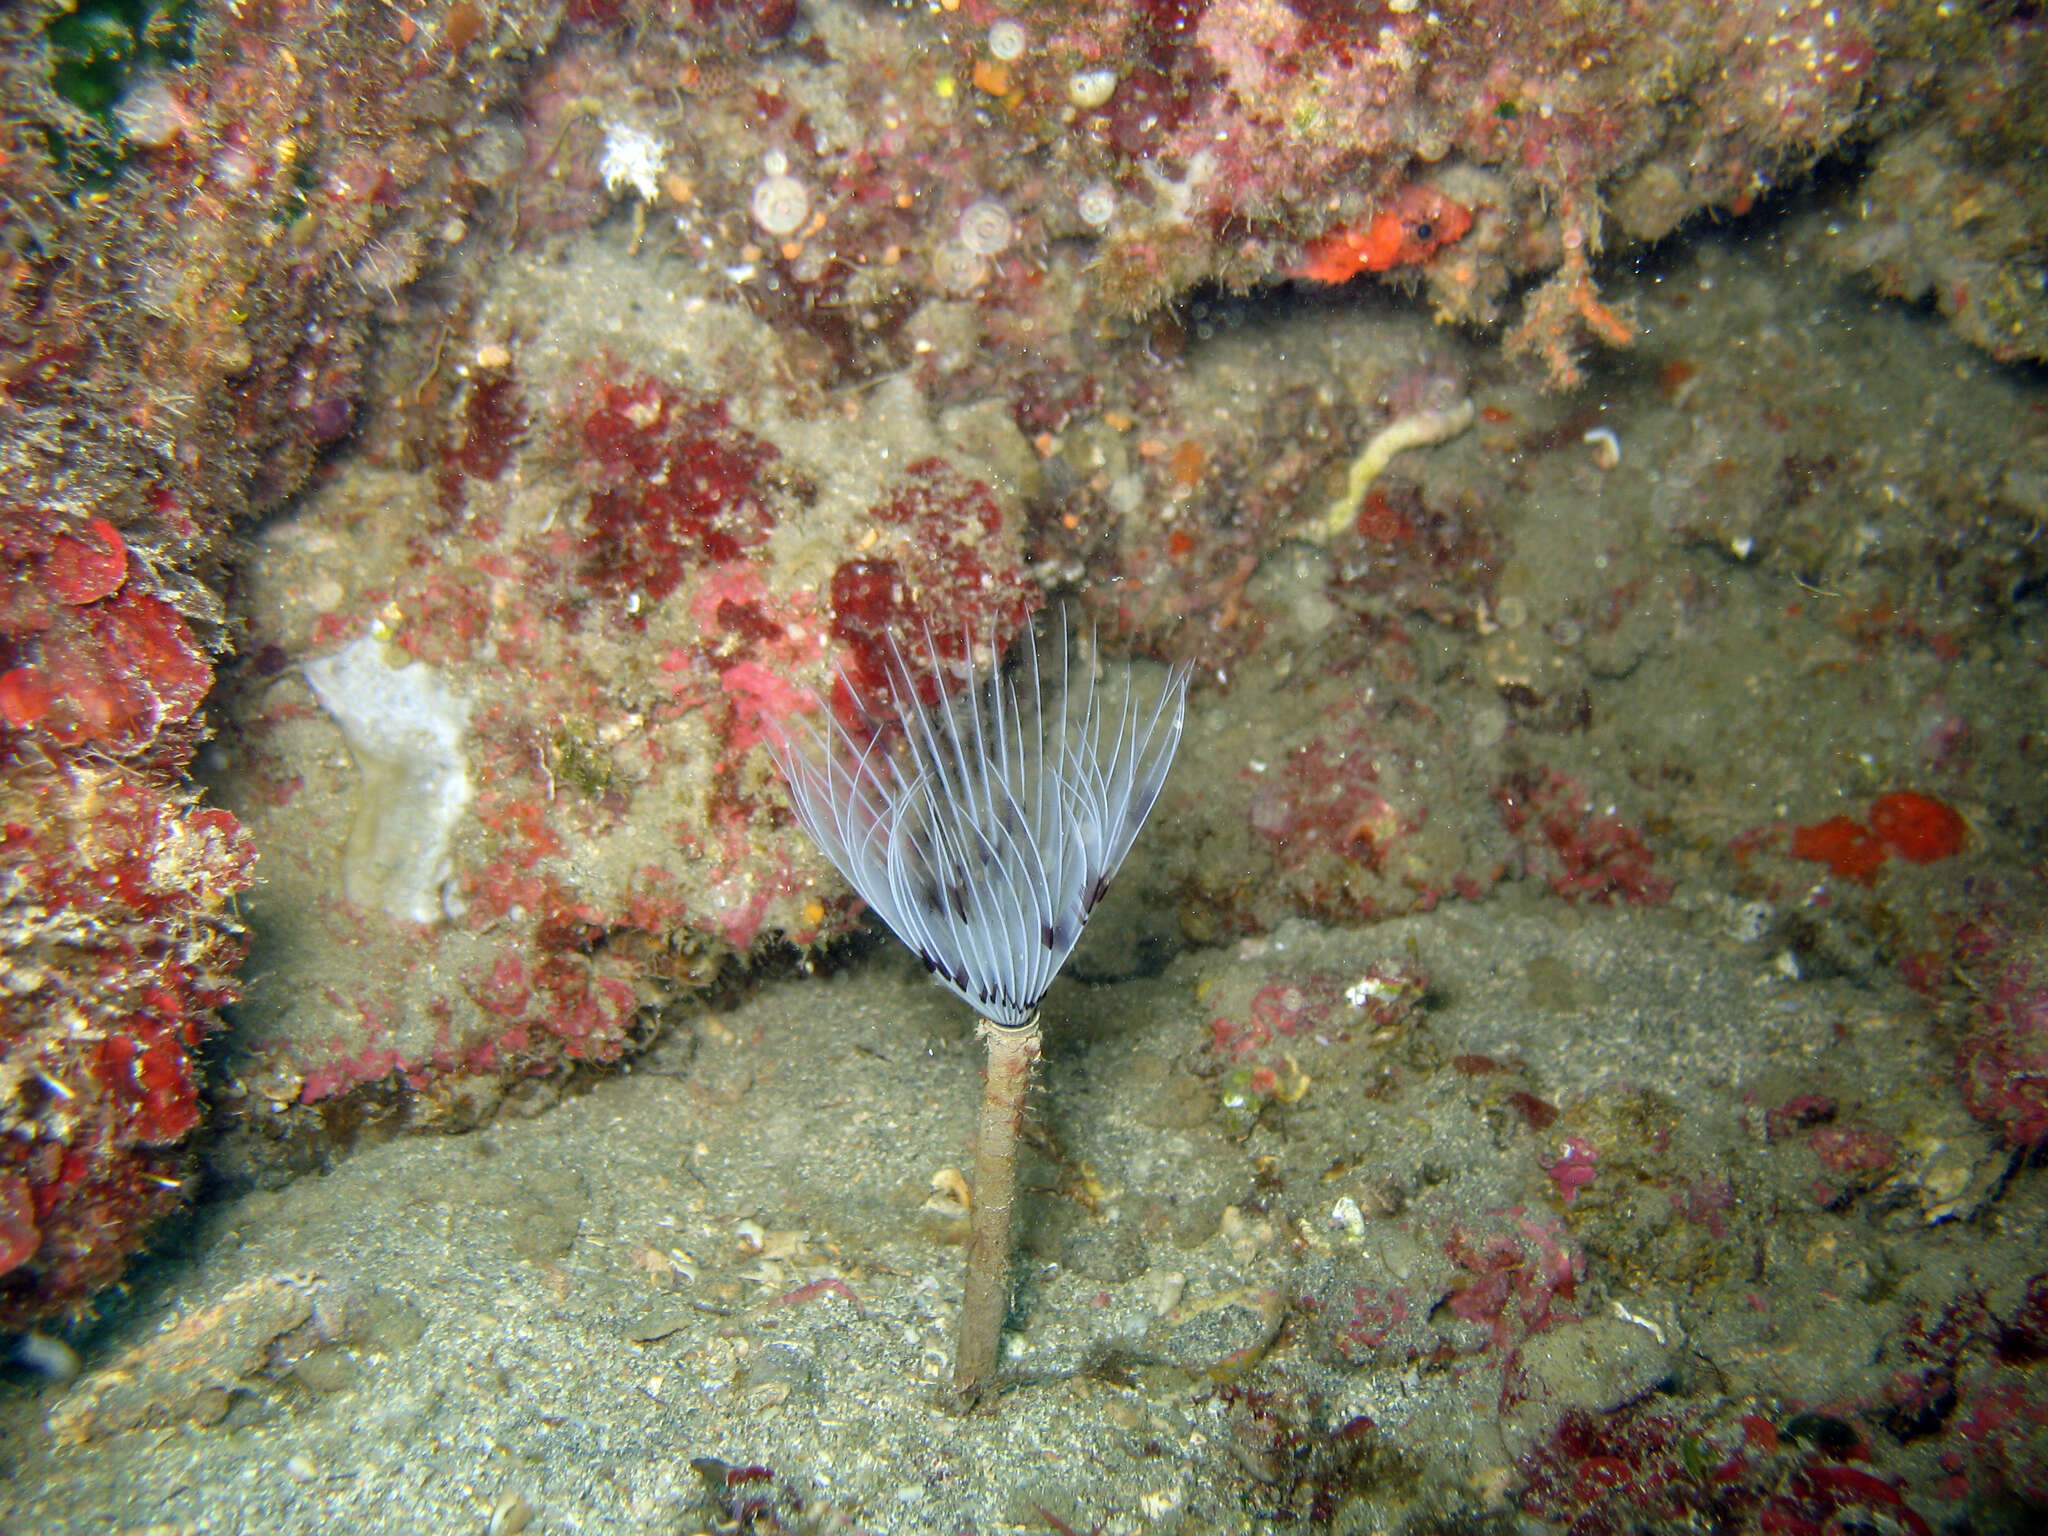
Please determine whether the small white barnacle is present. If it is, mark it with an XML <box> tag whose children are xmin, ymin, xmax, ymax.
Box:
<box><xmin>1076</xmin><ymin>181</ymin><xmax>1117</xmax><ymax>229</ymax></box>
<box><xmin>750</xmin><ymin>173</ymin><xmax>811</xmax><ymax>237</ymax></box>
<box><xmin>957</xmin><ymin>199</ymin><xmax>1015</xmax><ymax>258</ymax></box>
<box><xmin>986</xmin><ymin>18</ymin><xmax>1027</xmax><ymax>61</ymax></box>
<box><xmin>1067</xmin><ymin>68</ymin><xmax>1118</xmax><ymax>110</ymax></box>
<box><xmin>930</xmin><ymin>241</ymin><xmax>989</xmax><ymax>294</ymax></box>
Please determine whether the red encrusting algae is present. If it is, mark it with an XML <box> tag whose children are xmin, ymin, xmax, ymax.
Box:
<box><xmin>0</xmin><ymin>763</ymin><xmax>254</xmax><ymax>1325</ymax></box>
<box><xmin>1789</xmin><ymin>791</ymin><xmax>1966</xmax><ymax>882</ymax></box>
<box><xmin>1869</xmin><ymin>790</ymin><xmax>1967</xmax><ymax>863</ymax></box>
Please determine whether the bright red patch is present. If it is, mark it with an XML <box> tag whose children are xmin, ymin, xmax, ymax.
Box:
<box><xmin>0</xmin><ymin>666</ymin><xmax>51</xmax><ymax>728</ymax></box>
<box><xmin>44</xmin><ymin>518</ymin><xmax>128</xmax><ymax>605</ymax></box>
<box><xmin>1789</xmin><ymin>815</ymin><xmax>1887</xmax><ymax>883</ymax></box>
<box><xmin>1869</xmin><ymin>791</ymin><xmax>1965</xmax><ymax>863</ymax></box>
<box><xmin>1293</xmin><ymin>184</ymin><xmax>1474</xmax><ymax>283</ymax></box>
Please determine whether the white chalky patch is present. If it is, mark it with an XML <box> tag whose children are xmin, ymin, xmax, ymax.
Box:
<box><xmin>304</xmin><ymin>633</ymin><xmax>472</xmax><ymax>926</ymax></box>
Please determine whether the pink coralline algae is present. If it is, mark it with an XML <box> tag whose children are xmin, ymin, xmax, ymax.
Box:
<box><xmin>1956</xmin><ymin>917</ymin><xmax>2048</xmax><ymax>1152</ymax></box>
<box><xmin>1212</xmin><ymin>974</ymin><xmax>1347</xmax><ymax>1063</ymax></box>
<box><xmin>1520</xmin><ymin>1402</ymin><xmax>1937</xmax><ymax>1536</ymax></box>
<box><xmin>575</xmin><ymin>375</ymin><xmax>782</xmax><ymax>612</ymax></box>
<box><xmin>1880</xmin><ymin>1273</ymin><xmax>2048</xmax><ymax>1513</ymax></box>
<box><xmin>1206</xmin><ymin>971</ymin><xmax>1347</xmax><ymax>1133</ymax></box>
<box><xmin>1443</xmin><ymin>1209</ymin><xmax>1583</xmax><ymax>1352</ymax></box>
<box><xmin>1318</xmin><ymin>1201</ymin><xmax>1582</xmax><ymax>1371</ymax></box>
<box><xmin>213</xmin><ymin>311</ymin><xmax>1046</xmax><ymax>1124</ymax></box>
<box><xmin>1332</xmin><ymin>1283</ymin><xmax>1419</xmax><ymax>1365</ymax></box>
<box><xmin>1539</xmin><ymin>1136</ymin><xmax>1600</xmax><ymax>1204</ymax></box>
<box><xmin>1250</xmin><ymin>734</ymin><xmax>1422</xmax><ymax>882</ymax></box>
<box><xmin>1497</xmin><ymin>766</ymin><xmax>1673</xmax><ymax>906</ymax></box>
<box><xmin>1805</xmin><ymin>1122</ymin><xmax>1899</xmax><ymax>1208</ymax></box>
<box><xmin>0</xmin><ymin>0</ymin><xmax>533</xmax><ymax>1311</ymax></box>
<box><xmin>827</xmin><ymin>458</ymin><xmax>1038</xmax><ymax>705</ymax></box>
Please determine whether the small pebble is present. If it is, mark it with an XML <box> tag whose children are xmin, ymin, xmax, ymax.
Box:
<box><xmin>1583</xmin><ymin>426</ymin><xmax>1622</xmax><ymax>469</ymax></box>
<box><xmin>487</xmin><ymin>1493</ymin><xmax>534</xmax><ymax>1536</ymax></box>
<box><xmin>13</xmin><ymin>1333</ymin><xmax>80</xmax><ymax>1382</ymax></box>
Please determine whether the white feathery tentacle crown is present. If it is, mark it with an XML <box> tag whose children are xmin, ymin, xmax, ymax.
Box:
<box><xmin>765</xmin><ymin>615</ymin><xmax>1192</xmax><ymax>1026</ymax></box>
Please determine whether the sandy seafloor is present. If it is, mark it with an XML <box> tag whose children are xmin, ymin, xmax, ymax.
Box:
<box><xmin>3</xmin><ymin>209</ymin><xmax>2047</xmax><ymax>1534</ymax></box>
<box><xmin>13</xmin><ymin>902</ymin><xmax>2041</xmax><ymax>1536</ymax></box>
